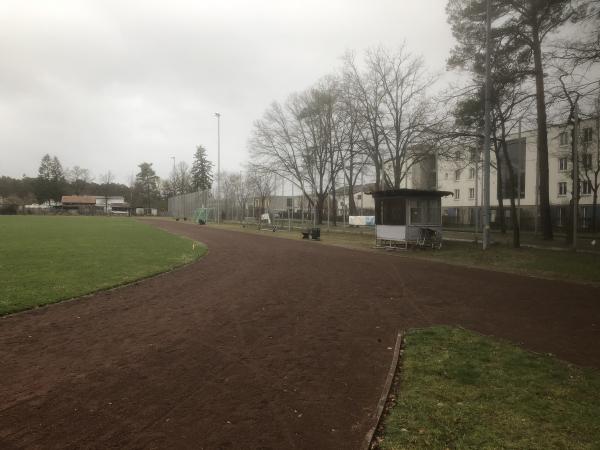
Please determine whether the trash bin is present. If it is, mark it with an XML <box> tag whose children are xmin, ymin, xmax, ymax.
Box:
<box><xmin>310</xmin><ymin>227</ymin><xmax>320</xmax><ymax>240</ymax></box>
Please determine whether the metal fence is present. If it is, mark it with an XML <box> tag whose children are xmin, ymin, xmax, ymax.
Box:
<box><xmin>167</xmin><ymin>190</ymin><xmax>377</xmax><ymax>227</ymax></box>
<box><xmin>167</xmin><ymin>190</ymin><xmax>214</xmax><ymax>220</ymax></box>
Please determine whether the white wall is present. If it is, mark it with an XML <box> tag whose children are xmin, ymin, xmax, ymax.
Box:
<box><xmin>431</xmin><ymin>118</ymin><xmax>598</xmax><ymax>210</ymax></box>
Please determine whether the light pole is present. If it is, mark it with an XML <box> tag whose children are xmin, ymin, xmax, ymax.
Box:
<box><xmin>215</xmin><ymin>112</ymin><xmax>221</xmax><ymax>224</ymax></box>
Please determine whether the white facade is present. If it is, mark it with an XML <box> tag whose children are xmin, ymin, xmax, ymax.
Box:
<box><xmin>95</xmin><ymin>196</ymin><xmax>126</xmax><ymax>208</ymax></box>
<box><xmin>405</xmin><ymin>118</ymin><xmax>599</xmax><ymax>227</ymax></box>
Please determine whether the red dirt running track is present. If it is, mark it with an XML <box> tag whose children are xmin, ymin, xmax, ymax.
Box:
<box><xmin>1</xmin><ymin>220</ymin><xmax>599</xmax><ymax>449</ymax></box>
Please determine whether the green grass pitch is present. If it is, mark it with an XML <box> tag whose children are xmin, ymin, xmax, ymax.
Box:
<box><xmin>0</xmin><ymin>216</ymin><xmax>205</xmax><ymax>315</ymax></box>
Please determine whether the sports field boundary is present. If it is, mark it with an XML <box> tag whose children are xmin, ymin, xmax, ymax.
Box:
<box><xmin>363</xmin><ymin>331</ymin><xmax>403</xmax><ymax>450</ymax></box>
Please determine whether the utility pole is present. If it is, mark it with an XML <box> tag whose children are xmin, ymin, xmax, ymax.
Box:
<box><xmin>573</xmin><ymin>103</ymin><xmax>580</xmax><ymax>250</ymax></box>
<box><xmin>482</xmin><ymin>0</ymin><xmax>492</xmax><ymax>250</ymax></box>
<box><xmin>517</xmin><ymin>120</ymin><xmax>522</xmax><ymax>227</ymax></box>
<box><xmin>289</xmin><ymin>181</ymin><xmax>292</xmax><ymax>232</ymax></box>
<box><xmin>215</xmin><ymin>112</ymin><xmax>221</xmax><ymax>224</ymax></box>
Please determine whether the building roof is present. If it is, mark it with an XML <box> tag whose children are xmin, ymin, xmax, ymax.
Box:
<box><xmin>61</xmin><ymin>195</ymin><xmax>97</xmax><ymax>205</ymax></box>
<box><xmin>370</xmin><ymin>189</ymin><xmax>454</xmax><ymax>198</ymax></box>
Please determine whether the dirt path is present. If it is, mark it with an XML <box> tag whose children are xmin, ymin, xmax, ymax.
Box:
<box><xmin>1</xmin><ymin>219</ymin><xmax>599</xmax><ymax>449</ymax></box>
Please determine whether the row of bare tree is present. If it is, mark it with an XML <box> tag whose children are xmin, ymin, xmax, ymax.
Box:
<box><xmin>247</xmin><ymin>0</ymin><xmax>600</xmax><ymax>239</ymax></box>
<box><xmin>249</xmin><ymin>45</ymin><xmax>441</xmax><ymax>224</ymax></box>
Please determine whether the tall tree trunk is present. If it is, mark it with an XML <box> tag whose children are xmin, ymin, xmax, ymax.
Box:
<box><xmin>501</xmin><ymin>140</ymin><xmax>520</xmax><ymax>248</ymax></box>
<box><xmin>315</xmin><ymin>194</ymin><xmax>326</xmax><ymax>225</ymax></box>
<box><xmin>566</xmin><ymin>200</ymin><xmax>574</xmax><ymax>245</ymax></box>
<box><xmin>495</xmin><ymin>149</ymin><xmax>506</xmax><ymax>233</ymax></box>
<box><xmin>331</xmin><ymin>180</ymin><xmax>337</xmax><ymax>226</ymax></box>
<box><xmin>373</xmin><ymin>159</ymin><xmax>381</xmax><ymax>191</ymax></box>
<box><xmin>348</xmin><ymin>183</ymin><xmax>357</xmax><ymax>215</ymax></box>
<box><xmin>345</xmin><ymin>159</ymin><xmax>358</xmax><ymax>216</ymax></box>
<box><xmin>532</xmin><ymin>29</ymin><xmax>553</xmax><ymax>240</ymax></box>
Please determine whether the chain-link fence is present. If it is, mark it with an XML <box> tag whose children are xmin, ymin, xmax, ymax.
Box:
<box><xmin>168</xmin><ymin>191</ymin><xmax>214</xmax><ymax>220</ymax></box>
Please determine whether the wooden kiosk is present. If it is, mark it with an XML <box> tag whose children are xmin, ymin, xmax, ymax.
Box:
<box><xmin>372</xmin><ymin>189</ymin><xmax>453</xmax><ymax>249</ymax></box>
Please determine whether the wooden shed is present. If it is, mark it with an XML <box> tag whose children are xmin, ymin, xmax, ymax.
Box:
<box><xmin>372</xmin><ymin>189</ymin><xmax>453</xmax><ymax>248</ymax></box>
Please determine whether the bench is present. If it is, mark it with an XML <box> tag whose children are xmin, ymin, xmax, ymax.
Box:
<box><xmin>301</xmin><ymin>227</ymin><xmax>321</xmax><ymax>240</ymax></box>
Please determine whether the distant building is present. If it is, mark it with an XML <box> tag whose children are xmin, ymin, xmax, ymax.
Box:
<box><xmin>61</xmin><ymin>195</ymin><xmax>97</xmax><ymax>214</ymax></box>
<box><xmin>61</xmin><ymin>195</ymin><xmax>130</xmax><ymax>215</ymax></box>
<box><xmin>95</xmin><ymin>196</ymin><xmax>130</xmax><ymax>215</ymax></box>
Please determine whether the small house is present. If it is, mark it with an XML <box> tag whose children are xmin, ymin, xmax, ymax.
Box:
<box><xmin>61</xmin><ymin>195</ymin><xmax>97</xmax><ymax>214</ymax></box>
<box><xmin>372</xmin><ymin>189</ymin><xmax>453</xmax><ymax>248</ymax></box>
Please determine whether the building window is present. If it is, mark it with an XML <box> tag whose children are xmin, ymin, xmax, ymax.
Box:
<box><xmin>469</xmin><ymin>188</ymin><xmax>475</xmax><ymax>199</ymax></box>
<box><xmin>558</xmin><ymin>182</ymin><xmax>567</xmax><ymax>196</ymax></box>
<box><xmin>559</xmin><ymin>157</ymin><xmax>568</xmax><ymax>172</ymax></box>
<box><xmin>582</xmin><ymin>153</ymin><xmax>592</xmax><ymax>170</ymax></box>
<box><xmin>580</xmin><ymin>179</ymin><xmax>593</xmax><ymax>195</ymax></box>
<box><xmin>455</xmin><ymin>150</ymin><xmax>461</xmax><ymax>160</ymax></box>
<box><xmin>455</xmin><ymin>169</ymin><xmax>461</xmax><ymax>181</ymax></box>
<box><xmin>444</xmin><ymin>172</ymin><xmax>449</xmax><ymax>180</ymax></box>
<box><xmin>356</xmin><ymin>194</ymin><xmax>362</xmax><ymax>200</ymax></box>
<box><xmin>583</xmin><ymin>127</ymin><xmax>593</xmax><ymax>144</ymax></box>
<box><xmin>559</xmin><ymin>131</ymin><xmax>569</xmax><ymax>147</ymax></box>
<box><xmin>409</xmin><ymin>198</ymin><xmax>441</xmax><ymax>225</ymax></box>
<box><xmin>454</xmin><ymin>189</ymin><xmax>460</xmax><ymax>199</ymax></box>
<box><xmin>468</xmin><ymin>167</ymin><xmax>475</xmax><ymax>179</ymax></box>
<box><xmin>469</xmin><ymin>149</ymin><xmax>477</xmax><ymax>162</ymax></box>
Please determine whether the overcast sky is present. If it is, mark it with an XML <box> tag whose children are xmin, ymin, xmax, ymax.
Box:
<box><xmin>0</xmin><ymin>0</ymin><xmax>454</xmax><ymax>183</ymax></box>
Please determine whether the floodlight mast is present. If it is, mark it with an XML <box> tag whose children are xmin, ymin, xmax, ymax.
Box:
<box><xmin>215</xmin><ymin>112</ymin><xmax>221</xmax><ymax>224</ymax></box>
<box><xmin>482</xmin><ymin>0</ymin><xmax>492</xmax><ymax>250</ymax></box>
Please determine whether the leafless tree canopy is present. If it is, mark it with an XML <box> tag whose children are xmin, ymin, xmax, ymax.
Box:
<box><xmin>249</xmin><ymin>45</ymin><xmax>439</xmax><ymax>223</ymax></box>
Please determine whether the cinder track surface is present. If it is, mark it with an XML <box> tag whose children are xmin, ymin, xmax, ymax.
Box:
<box><xmin>1</xmin><ymin>220</ymin><xmax>599</xmax><ymax>449</ymax></box>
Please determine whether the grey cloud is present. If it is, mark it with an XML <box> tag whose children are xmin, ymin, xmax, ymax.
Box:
<box><xmin>0</xmin><ymin>0</ymin><xmax>453</xmax><ymax>183</ymax></box>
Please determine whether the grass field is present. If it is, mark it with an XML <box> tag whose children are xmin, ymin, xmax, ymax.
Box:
<box><xmin>208</xmin><ymin>223</ymin><xmax>600</xmax><ymax>284</ymax></box>
<box><xmin>0</xmin><ymin>216</ymin><xmax>206</xmax><ymax>315</ymax></box>
<box><xmin>379</xmin><ymin>327</ymin><xmax>600</xmax><ymax>449</ymax></box>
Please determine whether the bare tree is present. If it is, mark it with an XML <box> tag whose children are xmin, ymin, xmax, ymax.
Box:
<box><xmin>554</xmin><ymin>0</ymin><xmax>600</xmax><ymax>66</ymax></box>
<box><xmin>336</xmin><ymin>78</ymin><xmax>370</xmax><ymax>215</ymax></box>
<box><xmin>170</xmin><ymin>161</ymin><xmax>193</xmax><ymax>195</ymax></box>
<box><xmin>67</xmin><ymin>166</ymin><xmax>93</xmax><ymax>195</ymax></box>
<box><xmin>343</xmin><ymin>51</ymin><xmax>387</xmax><ymax>189</ymax></box>
<box><xmin>343</xmin><ymin>46</ymin><xmax>437</xmax><ymax>190</ymax></box>
<box><xmin>250</xmin><ymin>84</ymin><xmax>339</xmax><ymax>224</ymax></box>
<box><xmin>235</xmin><ymin>171</ymin><xmax>253</xmax><ymax>221</ymax></box>
<box><xmin>247</xmin><ymin>165</ymin><xmax>274</xmax><ymax>218</ymax></box>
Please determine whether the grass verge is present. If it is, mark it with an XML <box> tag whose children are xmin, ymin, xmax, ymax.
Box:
<box><xmin>378</xmin><ymin>326</ymin><xmax>600</xmax><ymax>449</ymax></box>
<box><xmin>206</xmin><ymin>222</ymin><xmax>600</xmax><ymax>284</ymax></box>
<box><xmin>0</xmin><ymin>216</ymin><xmax>206</xmax><ymax>315</ymax></box>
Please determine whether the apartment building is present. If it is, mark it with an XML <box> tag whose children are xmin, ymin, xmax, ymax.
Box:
<box><xmin>408</xmin><ymin>117</ymin><xmax>599</xmax><ymax>230</ymax></box>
